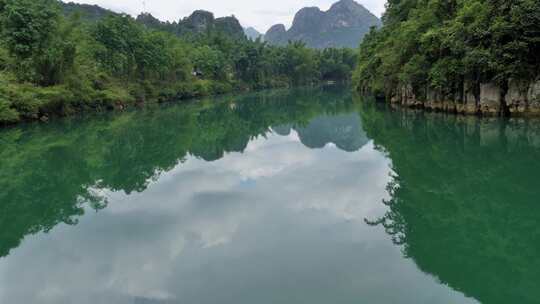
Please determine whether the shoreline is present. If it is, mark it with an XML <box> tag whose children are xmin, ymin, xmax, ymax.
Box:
<box><xmin>0</xmin><ymin>83</ymin><xmax>347</xmax><ymax>129</ymax></box>
<box><xmin>0</xmin><ymin>84</ymin><xmax>267</xmax><ymax>128</ymax></box>
<box><xmin>387</xmin><ymin>99</ymin><xmax>540</xmax><ymax>118</ymax></box>
<box><xmin>366</xmin><ymin>79</ymin><xmax>540</xmax><ymax>118</ymax></box>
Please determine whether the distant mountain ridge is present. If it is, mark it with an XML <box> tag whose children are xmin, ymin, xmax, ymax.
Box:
<box><xmin>244</xmin><ymin>27</ymin><xmax>263</xmax><ymax>41</ymax></box>
<box><xmin>265</xmin><ymin>0</ymin><xmax>381</xmax><ymax>48</ymax></box>
<box><xmin>176</xmin><ymin>10</ymin><xmax>245</xmax><ymax>40</ymax></box>
<box><xmin>61</xmin><ymin>1</ymin><xmax>115</xmax><ymax>21</ymax></box>
<box><xmin>60</xmin><ymin>0</ymin><xmax>379</xmax><ymax>47</ymax></box>
<box><xmin>60</xmin><ymin>2</ymin><xmax>246</xmax><ymax>40</ymax></box>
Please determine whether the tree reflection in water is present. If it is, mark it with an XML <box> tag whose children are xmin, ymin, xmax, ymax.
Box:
<box><xmin>361</xmin><ymin>101</ymin><xmax>540</xmax><ymax>304</ymax></box>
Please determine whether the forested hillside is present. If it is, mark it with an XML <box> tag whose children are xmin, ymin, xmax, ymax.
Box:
<box><xmin>354</xmin><ymin>0</ymin><xmax>540</xmax><ymax>116</ymax></box>
<box><xmin>0</xmin><ymin>0</ymin><xmax>357</xmax><ymax>125</ymax></box>
<box><xmin>61</xmin><ymin>1</ymin><xmax>114</xmax><ymax>21</ymax></box>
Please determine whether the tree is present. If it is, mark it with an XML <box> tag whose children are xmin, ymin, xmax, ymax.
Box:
<box><xmin>0</xmin><ymin>0</ymin><xmax>75</xmax><ymax>85</ymax></box>
<box><xmin>279</xmin><ymin>41</ymin><xmax>320</xmax><ymax>85</ymax></box>
<box><xmin>319</xmin><ymin>48</ymin><xmax>357</xmax><ymax>81</ymax></box>
<box><xmin>355</xmin><ymin>0</ymin><xmax>540</xmax><ymax>101</ymax></box>
<box><xmin>92</xmin><ymin>14</ymin><xmax>144</xmax><ymax>78</ymax></box>
<box><xmin>192</xmin><ymin>45</ymin><xmax>229</xmax><ymax>81</ymax></box>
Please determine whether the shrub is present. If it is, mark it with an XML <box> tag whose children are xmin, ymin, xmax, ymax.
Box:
<box><xmin>0</xmin><ymin>95</ymin><xmax>19</xmax><ymax>124</ymax></box>
<box><xmin>0</xmin><ymin>47</ymin><xmax>9</xmax><ymax>71</ymax></box>
<box><xmin>34</xmin><ymin>86</ymin><xmax>76</xmax><ymax>116</ymax></box>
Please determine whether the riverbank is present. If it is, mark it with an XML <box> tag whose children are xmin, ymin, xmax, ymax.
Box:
<box><xmin>352</xmin><ymin>1</ymin><xmax>539</xmax><ymax>118</ymax></box>
<box><xmin>0</xmin><ymin>79</ymin><xmax>353</xmax><ymax>127</ymax></box>
<box><xmin>0</xmin><ymin>75</ymin><xmax>271</xmax><ymax>126</ymax></box>
<box><xmin>383</xmin><ymin>79</ymin><xmax>540</xmax><ymax>117</ymax></box>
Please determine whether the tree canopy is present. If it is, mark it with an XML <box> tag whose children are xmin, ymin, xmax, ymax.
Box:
<box><xmin>0</xmin><ymin>0</ymin><xmax>358</xmax><ymax>124</ymax></box>
<box><xmin>354</xmin><ymin>0</ymin><xmax>540</xmax><ymax>99</ymax></box>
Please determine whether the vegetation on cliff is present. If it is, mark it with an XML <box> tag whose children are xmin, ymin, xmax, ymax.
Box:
<box><xmin>354</xmin><ymin>0</ymin><xmax>540</xmax><ymax>115</ymax></box>
<box><xmin>244</xmin><ymin>27</ymin><xmax>263</xmax><ymax>41</ymax></box>
<box><xmin>0</xmin><ymin>0</ymin><xmax>357</xmax><ymax>125</ymax></box>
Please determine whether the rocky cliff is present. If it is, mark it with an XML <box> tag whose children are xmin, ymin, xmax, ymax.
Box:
<box><xmin>386</xmin><ymin>79</ymin><xmax>540</xmax><ymax>116</ymax></box>
<box><xmin>244</xmin><ymin>27</ymin><xmax>263</xmax><ymax>41</ymax></box>
<box><xmin>265</xmin><ymin>0</ymin><xmax>381</xmax><ymax>48</ymax></box>
<box><xmin>265</xmin><ymin>24</ymin><xmax>287</xmax><ymax>44</ymax></box>
<box><xmin>136</xmin><ymin>12</ymin><xmax>177</xmax><ymax>33</ymax></box>
<box><xmin>215</xmin><ymin>16</ymin><xmax>246</xmax><ymax>40</ymax></box>
<box><xmin>177</xmin><ymin>11</ymin><xmax>245</xmax><ymax>40</ymax></box>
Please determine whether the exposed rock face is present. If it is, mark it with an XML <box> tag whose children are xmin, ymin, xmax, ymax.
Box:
<box><xmin>389</xmin><ymin>79</ymin><xmax>540</xmax><ymax>116</ymax></box>
<box><xmin>505</xmin><ymin>80</ymin><xmax>529</xmax><ymax>114</ymax></box>
<box><xmin>136</xmin><ymin>13</ymin><xmax>162</xmax><ymax>27</ymax></box>
<box><xmin>179</xmin><ymin>10</ymin><xmax>215</xmax><ymax>34</ymax></box>
<box><xmin>136</xmin><ymin>13</ymin><xmax>177</xmax><ymax>33</ymax></box>
<box><xmin>479</xmin><ymin>83</ymin><xmax>502</xmax><ymax>114</ymax></box>
<box><xmin>288</xmin><ymin>7</ymin><xmax>325</xmax><ymax>36</ymax></box>
<box><xmin>265</xmin><ymin>24</ymin><xmax>287</xmax><ymax>44</ymax></box>
<box><xmin>323</xmin><ymin>0</ymin><xmax>379</xmax><ymax>29</ymax></box>
<box><xmin>215</xmin><ymin>16</ymin><xmax>246</xmax><ymax>40</ymax></box>
<box><xmin>265</xmin><ymin>0</ymin><xmax>381</xmax><ymax>48</ymax></box>
<box><xmin>528</xmin><ymin>80</ymin><xmax>540</xmax><ymax>114</ymax></box>
<box><xmin>244</xmin><ymin>27</ymin><xmax>263</xmax><ymax>41</ymax></box>
<box><xmin>176</xmin><ymin>11</ymin><xmax>246</xmax><ymax>40</ymax></box>
<box><xmin>528</xmin><ymin>81</ymin><xmax>540</xmax><ymax>101</ymax></box>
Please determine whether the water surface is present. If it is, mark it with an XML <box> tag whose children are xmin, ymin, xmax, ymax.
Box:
<box><xmin>1</xmin><ymin>87</ymin><xmax>539</xmax><ymax>304</ymax></box>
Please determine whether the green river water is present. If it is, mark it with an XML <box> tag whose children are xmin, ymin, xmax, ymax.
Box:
<box><xmin>1</xmin><ymin>86</ymin><xmax>539</xmax><ymax>304</ymax></box>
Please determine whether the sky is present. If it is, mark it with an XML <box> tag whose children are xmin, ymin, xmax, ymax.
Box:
<box><xmin>63</xmin><ymin>0</ymin><xmax>387</xmax><ymax>33</ymax></box>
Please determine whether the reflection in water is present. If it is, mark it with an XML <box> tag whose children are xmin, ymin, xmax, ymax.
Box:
<box><xmin>286</xmin><ymin>113</ymin><xmax>368</xmax><ymax>152</ymax></box>
<box><xmin>360</xmin><ymin>102</ymin><xmax>540</xmax><ymax>304</ymax></box>
<box><xmin>0</xmin><ymin>87</ymin><xmax>364</xmax><ymax>258</ymax></box>
<box><xmin>0</xmin><ymin>87</ymin><xmax>538</xmax><ymax>303</ymax></box>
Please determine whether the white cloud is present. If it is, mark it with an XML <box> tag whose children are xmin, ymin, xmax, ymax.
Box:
<box><xmin>63</xmin><ymin>0</ymin><xmax>387</xmax><ymax>32</ymax></box>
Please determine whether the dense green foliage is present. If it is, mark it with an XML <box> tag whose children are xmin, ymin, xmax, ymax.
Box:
<box><xmin>354</xmin><ymin>0</ymin><xmax>540</xmax><ymax>98</ymax></box>
<box><xmin>0</xmin><ymin>0</ymin><xmax>76</xmax><ymax>85</ymax></box>
<box><xmin>0</xmin><ymin>0</ymin><xmax>357</xmax><ymax>124</ymax></box>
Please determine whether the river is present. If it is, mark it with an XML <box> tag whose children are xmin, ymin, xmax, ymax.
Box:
<box><xmin>0</xmin><ymin>86</ymin><xmax>539</xmax><ymax>303</ymax></box>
